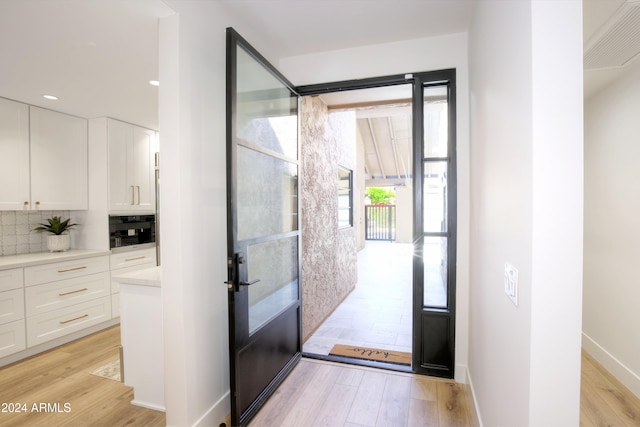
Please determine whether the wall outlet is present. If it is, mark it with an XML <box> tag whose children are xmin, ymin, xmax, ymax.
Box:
<box><xmin>504</xmin><ymin>263</ymin><xmax>519</xmax><ymax>307</ymax></box>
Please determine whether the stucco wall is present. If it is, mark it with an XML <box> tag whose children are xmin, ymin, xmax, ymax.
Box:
<box><xmin>300</xmin><ymin>95</ymin><xmax>357</xmax><ymax>341</ymax></box>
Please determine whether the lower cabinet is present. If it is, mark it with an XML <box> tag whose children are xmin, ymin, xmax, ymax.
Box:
<box><xmin>23</xmin><ymin>254</ymin><xmax>111</xmax><ymax>348</ymax></box>
<box><xmin>110</xmin><ymin>248</ymin><xmax>157</xmax><ymax>318</ymax></box>
<box><xmin>26</xmin><ymin>297</ymin><xmax>111</xmax><ymax>347</ymax></box>
<box><xmin>0</xmin><ymin>320</ymin><xmax>26</xmax><ymax>359</ymax></box>
<box><xmin>0</xmin><ymin>268</ymin><xmax>26</xmax><ymax>358</ymax></box>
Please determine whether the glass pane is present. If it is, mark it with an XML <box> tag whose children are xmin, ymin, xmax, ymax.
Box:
<box><xmin>424</xmin><ymin>85</ymin><xmax>448</xmax><ymax>158</ymax></box>
<box><xmin>236</xmin><ymin>46</ymin><xmax>298</xmax><ymax>159</ymax></box>
<box><xmin>423</xmin><ymin>161</ymin><xmax>448</xmax><ymax>233</ymax></box>
<box><xmin>338</xmin><ymin>167</ymin><xmax>352</xmax><ymax>228</ymax></box>
<box><xmin>237</xmin><ymin>145</ymin><xmax>298</xmax><ymax>241</ymax></box>
<box><xmin>248</xmin><ymin>236</ymin><xmax>299</xmax><ymax>334</ymax></box>
<box><xmin>424</xmin><ymin>236</ymin><xmax>447</xmax><ymax>308</ymax></box>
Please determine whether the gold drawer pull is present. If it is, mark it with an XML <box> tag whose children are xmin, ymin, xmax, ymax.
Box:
<box><xmin>59</xmin><ymin>287</ymin><xmax>88</xmax><ymax>297</ymax></box>
<box><xmin>57</xmin><ymin>266</ymin><xmax>87</xmax><ymax>273</ymax></box>
<box><xmin>125</xmin><ymin>256</ymin><xmax>146</xmax><ymax>262</ymax></box>
<box><xmin>59</xmin><ymin>314</ymin><xmax>89</xmax><ymax>325</ymax></box>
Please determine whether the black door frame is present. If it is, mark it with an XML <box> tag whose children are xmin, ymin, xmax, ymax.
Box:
<box><xmin>297</xmin><ymin>69</ymin><xmax>457</xmax><ymax>378</ymax></box>
<box><xmin>226</xmin><ymin>27</ymin><xmax>302</xmax><ymax>427</ymax></box>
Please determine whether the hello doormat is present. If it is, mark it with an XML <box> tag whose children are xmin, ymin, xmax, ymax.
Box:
<box><xmin>329</xmin><ymin>344</ymin><xmax>411</xmax><ymax>365</ymax></box>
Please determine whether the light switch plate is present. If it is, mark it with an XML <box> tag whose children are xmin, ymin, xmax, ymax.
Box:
<box><xmin>504</xmin><ymin>263</ymin><xmax>519</xmax><ymax>307</ymax></box>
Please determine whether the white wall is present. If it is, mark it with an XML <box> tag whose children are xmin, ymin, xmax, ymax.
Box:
<box><xmin>280</xmin><ymin>33</ymin><xmax>471</xmax><ymax>383</ymax></box>
<box><xmin>468</xmin><ymin>1</ymin><xmax>583</xmax><ymax>425</ymax></box>
<box><xmin>158</xmin><ymin>2</ymin><xmax>302</xmax><ymax>425</ymax></box>
<box><xmin>583</xmin><ymin>57</ymin><xmax>640</xmax><ymax>398</ymax></box>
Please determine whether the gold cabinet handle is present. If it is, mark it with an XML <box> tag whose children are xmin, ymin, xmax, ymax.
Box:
<box><xmin>137</xmin><ymin>186</ymin><xmax>141</xmax><ymax>205</ymax></box>
<box><xmin>59</xmin><ymin>314</ymin><xmax>89</xmax><ymax>325</ymax></box>
<box><xmin>35</xmin><ymin>201</ymin><xmax>40</xmax><ymax>206</ymax></box>
<box><xmin>58</xmin><ymin>287</ymin><xmax>88</xmax><ymax>297</ymax></box>
<box><xmin>125</xmin><ymin>256</ymin><xmax>146</xmax><ymax>262</ymax></box>
<box><xmin>57</xmin><ymin>266</ymin><xmax>87</xmax><ymax>273</ymax></box>
<box><xmin>130</xmin><ymin>185</ymin><xmax>135</xmax><ymax>205</ymax></box>
<box><xmin>23</xmin><ymin>201</ymin><xmax>29</xmax><ymax>206</ymax></box>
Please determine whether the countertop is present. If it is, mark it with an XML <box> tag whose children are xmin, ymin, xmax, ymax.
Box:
<box><xmin>0</xmin><ymin>249</ymin><xmax>111</xmax><ymax>271</ymax></box>
<box><xmin>113</xmin><ymin>266</ymin><xmax>161</xmax><ymax>287</ymax></box>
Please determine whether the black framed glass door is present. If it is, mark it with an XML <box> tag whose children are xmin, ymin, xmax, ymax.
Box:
<box><xmin>226</xmin><ymin>28</ymin><xmax>302</xmax><ymax>426</ymax></box>
<box><xmin>297</xmin><ymin>70</ymin><xmax>457</xmax><ymax>379</ymax></box>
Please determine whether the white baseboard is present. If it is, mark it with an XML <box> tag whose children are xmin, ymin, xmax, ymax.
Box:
<box><xmin>192</xmin><ymin>390</ymin><xmax>230</xmax><ymax>427</ymax></box>
<box><xmin>582</xmin><ymin>332</ymin><xmax>640</xmax><ymax>398</ymax></box>
<box><xmin>455</xmin><ymin>363</ymin><xmax>468</xmax><ymax>384</ymax></box>
<box><xmin>466</xmin><ymin>369</ymin><xmax>483</xmax><ymax>427</ymax></box>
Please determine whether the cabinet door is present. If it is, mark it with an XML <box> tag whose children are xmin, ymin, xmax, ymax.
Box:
<box><xmin>108</xmin><ymin>119</ymin><xmax>132</xmax><ymax>211</ymax></box>
<box><xmin>130</xmin><ymin>126</ymin><xmax>156</xmax><ymax>211</ymax></box>
<box><xmin>108</xmin><ymin>119</ymin><xmax>156</xmax><ymax>213</ymax></box>
<box><xmin>0</xmin><ymin>98</ymin><xmax>30</xmax><ymax>210</ymax></box>
<box><xmin>30</xmin><ymin>106</ymin><xmax>88</xmax><ymax>210</ymax></box>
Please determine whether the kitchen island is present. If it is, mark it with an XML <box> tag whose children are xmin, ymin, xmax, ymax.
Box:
<box><xmin>113</xmin><ymin>266</ymin><xmax>164</xmax><ymax>411</ymax></box>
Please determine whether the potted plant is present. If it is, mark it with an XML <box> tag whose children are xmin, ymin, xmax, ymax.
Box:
<box><xmin>33</xmin><ymin>216</ymin><xmax>78</xmax><ymax>252</ymax></box>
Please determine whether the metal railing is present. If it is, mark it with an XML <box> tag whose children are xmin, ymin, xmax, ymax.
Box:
<box><xmin>365</xmin><ymin>205</ymin><xmax>396</xmax><ymax>241</ymax></box>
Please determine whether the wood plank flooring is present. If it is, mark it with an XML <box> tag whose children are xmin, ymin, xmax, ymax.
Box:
<box><xmin>0</xmin><ymin>325</ymin><xmax>165</xmax><ymax>427</ymax></box>
<box><xmin>247</xmin><ymin>358</ymin><xmax>475</xmax><ymax>427</ymax></box>
<box><xmin>2</xmin><ymin>325</ymin><xmax>640</xmax><ymax>427</ymax></box>
<box><xmin>580</xmin><ymin>350</ymin><xmax>640</xmax><ymax>427</ymax></box>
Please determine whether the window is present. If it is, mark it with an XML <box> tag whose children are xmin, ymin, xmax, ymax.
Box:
<box><xmin>338</xmin><ymin>166</ymin><xmax>353</xmax><ymax>228</ymax></box>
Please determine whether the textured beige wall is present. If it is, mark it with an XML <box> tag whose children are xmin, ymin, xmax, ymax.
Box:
<box><xmin>300</xmin><ymin>96</ymin><xmax>357</xmax><ymax>341</ymax></box>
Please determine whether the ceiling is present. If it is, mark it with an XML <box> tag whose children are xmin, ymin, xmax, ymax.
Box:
<box><xmin>0</xmin><ymin>1</ymin><xmax>635</xmax><ymax>132</ymax></box>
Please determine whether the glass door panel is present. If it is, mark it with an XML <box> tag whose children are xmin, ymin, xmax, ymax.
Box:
<box><xmin>247</xmin><ymin>236</ymin><xmax>299</xmax><ymax>334</ymax></box>
<box><xmin>227</xmin><ymin>28</ymin><xmax>302</xmax><ymax>427</ymax></box>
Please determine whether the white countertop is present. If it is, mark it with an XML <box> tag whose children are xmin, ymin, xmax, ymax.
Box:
<box><xmin>113</xmin><ymin>266</ymin><xmax>161</xmax><ymax>287</ymax></box>
<box><xmin>0</xmin><ymin>249</ymin><xmax>111</xmax><ymax>271</ymax></box>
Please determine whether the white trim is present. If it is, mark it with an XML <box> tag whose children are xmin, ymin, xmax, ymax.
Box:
<box><xmin>191</xmin><ymin>390</ymin><xmax>230</xmax><ymax>427</ymax></box>
<box><xmin>466</xmin><ymin>369</ymin><xmax>483</xmax><ymax>427</ymax></box>
<box><xmin>582</xmin><ymin>332</ymin><xmax>640</xmax><ymax>398</ymax></box>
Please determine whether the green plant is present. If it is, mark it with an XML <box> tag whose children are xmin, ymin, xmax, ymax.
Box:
<box><xmin>32</xmin><ymin>216</ymin><xmax>78</xmax><ymax>235</ymax></box>
<box><xmin>366</xmin><ymin>187</ymin><xmax>395</xmax><ymax>205</ymax></box>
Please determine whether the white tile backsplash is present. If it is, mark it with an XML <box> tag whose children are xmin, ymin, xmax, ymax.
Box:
<box><xmin>0</xmin><ymin>210</ymin><xmax>70</xmax><ymax>256</ymax></box>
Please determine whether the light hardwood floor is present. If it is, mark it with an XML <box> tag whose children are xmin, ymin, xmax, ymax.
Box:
<box><xmin>247</xmin><ymin>358</ymin><xmax>474</xmax><ymax>427</ymax></box>
<box><xmin>2</xmin><ymin>325</ymin><xmax>640</xmax><ymax>426</ymax></box>
<box><xmin>0</xmin><ymin>325</ymin><xmax>165</xmax><ymax>427</ymax></box>
<box><xmin>580</xmin><ymin>350</ymin><xmax>640</xmax><ymax>426</ymax></box>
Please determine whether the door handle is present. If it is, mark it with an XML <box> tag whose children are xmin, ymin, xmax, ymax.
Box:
<box><xmin>225</xmin><ymin>253</ymin><xmax>261</xmax><ymax>291</ymax></box>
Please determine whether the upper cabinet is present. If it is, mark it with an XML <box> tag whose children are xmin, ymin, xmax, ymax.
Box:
<box><xmin>107</xmin><ymin>119</ymin><xmax>156</xmax><ymax>213</ymax></box>
<box><xmin>0</xmin><ymin>99</ymin><xmax>88</xmax><ymax>211</ymax></box>
<box><xmin>0</xmin><ymin>98</ymin><xmax>30</xmax><ymax>210</ymax></box>
<box><xmin>30</xmin><ymin>106</ymin><xmax>88</xmax><ymax>210</ymax></box>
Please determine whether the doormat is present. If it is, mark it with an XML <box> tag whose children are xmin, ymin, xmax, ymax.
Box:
<box><xmin>329</xmin><ymin>344</ymin><xmax>411</xmax><ymax>366</ymax></box>
<box><xmin>90</xmin><ymin>359</ymin><xmax>121</xmax><ymax>382</ymax></box>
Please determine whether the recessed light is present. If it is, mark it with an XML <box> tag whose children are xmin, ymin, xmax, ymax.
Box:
<box><xmin>43</xmin><ymin>94</ymin><xmax>59</xmax><ymax>100</ymax></box>
<box><xmin>149</xmin><ymin>80</ymin><xmax>160</xmax><ymax>87</ymax></box>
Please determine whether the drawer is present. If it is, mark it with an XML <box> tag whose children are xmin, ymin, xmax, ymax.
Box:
<box><xmin>110</xmin><ymin>248</ymin><xmax>156</xmax><ymax>270</ymax></box>
<box><xmin>0</xmin><ymin>319</ymin><xmax>26</xmax><ymax>358</ymax></box>
<box><xmin>112</xmin><ymin>293</ymin><xmax>120</xmax><ymax>318</ymax></box>
<box><xmin>0</xmin><ymin>289</ymin><xmax>25</xmax><ymax>325</ymax></box>
<box><xmin>26</xmin><ymin>297</ymin><xmax>111</xmax><ymax>347</ymax></box>
<box><xmin>25</xmin><ymin>272</ymin><xmax>110</xmax><ymax>317</ymax></box>
<box><xmin>0</xmin><ymin>268</ymin><xmax>23</xmax><ymax>292</ymax></box>
<box><xmin>25</xmin><ymin>255</ymin><xmax>109</xmax><ymax>287</ymax></box>
<box><xmin>110</xmin><ymin>261</ymin><xmax>155</xmax><ymax>293</ymax></box>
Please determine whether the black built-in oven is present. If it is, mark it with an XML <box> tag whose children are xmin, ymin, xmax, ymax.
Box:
<box><xmin>109</xmin><ymin>215</ymin><xmax>156</xmax><ymax>252</ymax></box>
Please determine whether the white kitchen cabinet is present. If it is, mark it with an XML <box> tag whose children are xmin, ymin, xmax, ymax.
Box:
<box><xmin>108</xmin><ymin>119</ymin><xmax>156</xmax><ymax>213</ymax></box>
<box><xmin>30</xmin><ymin>106</ymin><xmax>88</xmax><ymax>210</ymax></box>
<box><xmin>0</xmin><ymin>268</ymin><xmax>26</xmax><ymax>358</ymax></box>
<box><xmin>23</xmin><ymin>254</ymin><xmax>111</xmax><ymax>347</ymax></box>
<box><xmin>109</xmin><ymin>247</ymin><xmax>156</xmax><ymax>318</ymax></box>
<box><xmin>0</xmin><ymin>97</ymin><xmax>30</xmax><ymax>210</ymax></box>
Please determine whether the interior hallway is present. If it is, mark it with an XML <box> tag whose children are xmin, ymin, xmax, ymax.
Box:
<box><xmin>303</xmin><ymin>242</ymin><xmax>413</xmax><ymax>358</ymax></box>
